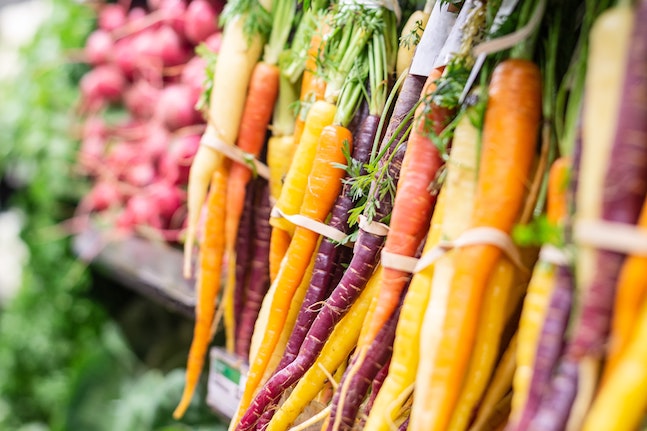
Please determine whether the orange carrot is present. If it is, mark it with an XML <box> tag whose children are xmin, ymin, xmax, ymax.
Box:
<box><xmin>292</xmin><ymin>23</ymin><xmax>329</xmax><ymax>147</ymax></box>
<box><xmin>269</xmin><ymin>228</ymin><xmax>292</xmax><ymax>282</ymax></box>
<box><xmin>602</xmin><ymin>195</ymin><xmax>647</xmax><ymax>382</ymax></box>
<box><xmin>410</xmin><ymin>59</ymin><xmax>541</xmax><ymax>431</ymax></box>
<box><xmin>362</xmin><ymin>67</ymin><xmax>450</xmax><ymax>345</ymax></box>
<box><xmin>222</xmin><ymin>62</ymin><xmax>280</xmax><ymax>348</ymax></box>
<box><xmin>174</xmin><ymin>160</ymin><xmax>230</xmax><ymax>419</ymax></box>
<box><xmin>234</xmin><ymin>124</ymin><xmax>352</xmax><ymax>427</ymax></box>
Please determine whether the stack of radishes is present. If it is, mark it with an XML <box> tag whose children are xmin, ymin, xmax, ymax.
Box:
<box><xmin>76</xmin><ymin>0</ymin><xmax>224</xmax><ymax>242</ymax></box>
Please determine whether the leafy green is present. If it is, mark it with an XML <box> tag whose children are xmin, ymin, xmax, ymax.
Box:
<box><xmin>195</xmin><ymin>43</ymin><xmax>219</xmax><ymax>116</ymax></box>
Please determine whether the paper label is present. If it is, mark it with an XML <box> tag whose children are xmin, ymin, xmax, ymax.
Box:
<box><xmin>207</xmin><ymin>347</ymin><xmax>249</xmax><ymax>420</ymax></box>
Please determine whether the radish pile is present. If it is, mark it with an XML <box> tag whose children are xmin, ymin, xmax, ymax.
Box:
<box><xmin>76</xmin><ymin>0</ymin><xmax>224</xmax><ymax>241</ymax></box>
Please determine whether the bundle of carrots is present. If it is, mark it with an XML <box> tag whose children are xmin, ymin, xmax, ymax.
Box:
<box><xmin>170</xmin><ymin>0</ymin><xmax>647</xmax><ymax>429</ymax></box>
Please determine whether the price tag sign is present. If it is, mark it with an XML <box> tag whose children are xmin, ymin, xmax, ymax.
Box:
<box><xmin>207</xmin><ymin>347</ymin><xmax>249</xmax><ymax>420</ymax></box>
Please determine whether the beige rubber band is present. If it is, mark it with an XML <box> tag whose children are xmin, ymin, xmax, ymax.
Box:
<box><xmin>472</xmin><ymin>0</ymin><xmax>546</xmax><ymax>57</ymax></box>
<box><xmin>358</xmin><ymin>215</ymin><xmax>390</xmax><ymax>236</ymax></box>
<box><xmin>539</xmin><ymin>244</ymin><xmax>571</xmax><ymax>267</ymax></box>
<box><xmin>270</xmin><ymin>206</ymin><xmax>352</xmax><ymax>246</ymax></box>
<box><xmin>574</xmin><ymin>219</ymin><xmax>647</xmax><ymax>256</ymax></box>
<box><xmin>200</xmin><ymin>128</ymin><xmax>271</xmax><ymax>180</ymax></box>
<box><xmin>381</xmin><ymin>227</ymin><xmax>526</xmax><ymax>273</ymax></box>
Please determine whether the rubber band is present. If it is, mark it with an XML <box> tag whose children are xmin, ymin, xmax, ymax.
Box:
<box><xmin>539</xmin><ymin>244</ymin><xmax>571</xmax><ymax>267</ymax></box>
<box><xmin>380</xmin><ymin>227</ymin><xmax>526</xmax><ymax>274</ymax></box>
<box><xmin>574</xmin><ymin>219</ymin><xmax>647</xmax><ymax>256</ymax></box>
<box><xmin>200</xmin><ymin>128</ymin><xmax>271</xmax><ymax>180</ymax></box>
<box><xmin>270</xmin><ymin>206</ymin><xmax>352</xmax><ymax>246</ymax></box>
<box><xmin>358</xmin><ymin>215</ymin><xmax>390</xmax><ymax>236</ymax></box>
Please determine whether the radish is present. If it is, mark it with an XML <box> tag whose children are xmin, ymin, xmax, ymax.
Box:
<box><xmin>113</xmin><ymin>37</ymin><xmax>139</xmax><ymax>78</ymax></box>
<box><xmin>159</xmin><ymin>133</ymin><xmax>201</xmax><ymax>185</ymax></box>
<box><xmin>79</xmin><ymin>135</ymin><xmax>106</xmax><ymax>171</ymax></box>
<box><xmin>155</xmin><ymin>84</ymin><xmax>202</xmax><ymax>131</ymax></box>
<box><xmin>180</xmin><ymin>55</ymin><xmax>207</xmax><ymax>95</ymax></box>
<box><xmin>107</xmin><ymin>142</ymin><xmax>139</xmax><ymax>176</ymax></box>
<box><xmin>204</xmin><ymin>32</ymin><xmax>223</xmax><ymax>53</ymax></box>
<box><xmin>124</xmin><ymin>79</ymin><xmax>161</xmax><ymax>120</ymax></box>
<box><xmin>147</xmin><ymin>181</ymin><xmax>183</xmax><ymax>220</ymax></box>
<box><xmin>125</xmin><ymin>194</ymin><xmax>163</xmax><ymax>229</ymax></box>
<box><xmin>139</xmin><ymin>124</ymin><xmax>170</xmax><ymax>161</ymax></box>
<box><xmin>98</xmin><ymin>4</ymin><xmax>127</xmax><ymax>32</ymax></box>
<box><xmin>184</xmin><ymin>0</ymin><xmax>219</xmax><ymax>44</ymax></box>
<box><xmin>159</xmin><ymin>0</ymin><xmax>187</xmax><ymax>36</ymax></box>
<box><xmin>124</xmin><ymin>160</ymin><xmax>156</xmax><ymax>187</ymax></box>
<box><xmin>87</xmin><ymin>181</ymin><xmax>123</xmax><ymax>212</ymax></box>
<box><xmin>128</xmin><ymin>7</ymin><xmax>147</xmax><ymax>22</ymax></box>
<box><xmin>156</xmin><ymin>25</ymin><xmax>192</xmax><ymax>67</ymax></box>
<box><xmin>85</xmin><ymin>30</ymin><xmax>113</xmax><ymax>65</ymax></box>
<box><xmin>80</xmin><ymin>64</ymin><xmax>126</xmax><ymax>109</ymax></box>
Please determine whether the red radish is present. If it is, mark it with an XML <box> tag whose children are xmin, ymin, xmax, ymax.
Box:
<box><xmin>147</xmin><ymin>181</ymin><xmax>184</xmax><ymax>220</ymax></box>
<box><xmin>124</xmin><ymin>161</ymin><xmax>156</xmax><ymax>187</ymax></box>
<box><xmin>124</xmin><ymin>79</ymin><xmax>161</xmax><ymax>119</ymax></box>
<box><xmin>114</xmin><ymin>37</ymin><xmax>139</xmax><ymax>78</ymax></box>
<box><xmin>155</xmin><ymin>84</ymin><xmax>202</xmax><ymax>131</ymax></box>
<box><xmin>132</xmin><ymin>29</ymin><xmax>162</xmax><ymax>60</ymax></box>
<box><xmin>85</xmin><ymin>30</ymin><xmax>113</xmax><ymax>65</ymax></box>
<box><xmin>79</xmin><ymin>135</ymin><xmax>106</xmax><ymax>170</ymax></box>
<box><xmin>125</xmin><ymin>194</ymin><xmax>163</xmax><ymax>229</ymax></box>
<box><xmin>159</xmin><ymin>0</ymin><xmax>187</xmax><ymax>36</ymax></box>
<box><xmin>87</xmin><ymin>181</ymin><xmax>123</xmax><ymax>211</ymax></box>
<box><xmin>184</xmin><ymin>0</ymin><xmax>219</xmax><ymax>44</ymax></box>
<box><xmin>181</xmin><ymin>56</ymin><xmax>207</xmax><ymax>94</ymax></box>
<box><xmin>156</xmin><ymin>25</ymin><xmax>192</xmax><ymax>67</ymax></box>
<box><xmin>80</xmin><ymin>64</ymin><xmax>126</xmax><ymax>109</ymax></box>
<box><xmin>82</xmin><ymin>116</ymin><xmax>107</xmax><ymax>140</ymax></box>
<box><xmin>204</xmin><ymin>32</ymin><xmax>223</xmax><ymax>53</ymax></box>
<box><xmin>139</xmin><ymin>125</ymin><xmax>170</xmax><ymax>161</ymax></box>
<box><xmin>107</xmin><ymin>142</ymin><xmax>139</xmax><ymax>176</ymax></box>
<box><xmin>160</xmin><ymin>133</ymin><xmax>201</xmax><ymax>184</ymax></box>
<box><xmin>98</xmin><ymin>4</ymin><xmax>127</xmax><ymax>32</ymax></box>
<box><xmin>128</xmin><ymin>7</ymin><xmax>147</xmax><ymax>22</ymax></box>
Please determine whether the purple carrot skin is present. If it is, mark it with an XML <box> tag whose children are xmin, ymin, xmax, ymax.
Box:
<box><xmin>510</xmin><ymin>264</ymin><xmax>575</xmax><ymax>431</ymax></box>
<box><xmin>527</xmin><ymin>359</ymin><xmax>579</xmax><ymax>431</ymax></box>
<box><xmin>274</xmin><ymin>114</ymin><xmax>381</xmax><ymax>371</ymax></box>
<box><xmin>398</xmin><ymin>416</ymin><xmax>410</xmax><ymax>431</ymax></box>
<box><xmin>367</xmin><ymin>358</ymin><xmax>391</xmax><ymax>412</ymax></box>
<box><xmin>236</xmin><ymin>77</ymin><xmax>424</xmax><ymax>430</ymax></box>
<box><xmin>236</xmin><ymin>180</ymin><xmax>272</xmax><ymax>359</ymax></box>
<box><xmin>233</xmin><ymin>179</ymin><xmax>257</xmax><ymax>351</ymax></box>
<box><xmin>327</xmin><ymin>302</ymin><xmax>401</xmax><ymax>431</ymax></box>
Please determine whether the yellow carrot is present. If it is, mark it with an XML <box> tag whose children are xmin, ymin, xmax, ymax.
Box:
<box><xmin>265</xmin><ymin>267</ymin><xmax>384</xmax><ymax>431</ymax></box>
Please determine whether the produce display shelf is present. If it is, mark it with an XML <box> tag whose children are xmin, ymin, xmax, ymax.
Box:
<box><xmin>73</xmin><ymin>226</ymin><xmax>196</xmax><ymax>317</ymax></box>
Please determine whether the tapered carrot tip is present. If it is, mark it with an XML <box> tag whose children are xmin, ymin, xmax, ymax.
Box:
<box><xmin>173</xmin><ymin>392</ymin><xmax>192</xmax><ymax>420</ymax></box>
<box><xmin>183</xmin><ymin>229</ymin><xmax>195</xmax><ymax>279</ymax></box>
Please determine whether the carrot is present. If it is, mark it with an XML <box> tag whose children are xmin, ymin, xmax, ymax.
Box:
<box><xmin>582</xmin><ymin>281</ymin><xmax>647</xmax><ymax>431</ymax></box>
<box><xmin>361</xmin><ymin>67</ymin><xmax>448</xmax><ymax>347</ymax></box>
<box><xmin>264</xmin><ymin>267</ymin><xmax>384</xmax><ymax>431</ymax></box>
<box><xmin>508</xmin><ymin>157</ymin><xmax>570</xmax><ymax>426</ymax></box>
<box><xmin>267</xmin><ymin>135</ymin><xmax>297</xmax><ymax>202</ymax></box>
<box><xmin>603</xmin><ymin>197</ymin><xmax>647</xmax><ymax>381</ymax></box>
<box><xmin>410</xmin><ymin>103</ymin><xmax>481</xmax><ymax>431</ymax></box>
<box><xmin>410</xmin><ymin>58</ymin><xmax>541</xmax><ymax>431</ymax></box>
<box><xmin>326</xmin><ymin>296</ymin><xmax>401</xmax><ymax>431</ymax></box>
<box><xmin>363</xmin><ymin>188</ymin><xmax>448</xmax><ymax>431</ymax></box>
<box><xmin>396</xmin><ymin>10</ymin><xmax>430</xmax><ymax>78</ymax></box>
<box><xmin>234</xmin><ymin>122</ymin><xmax>351</xmax><ymax>429</ymax></box>
<box><xmin>184</xmin><ymin>2</ymin><xmax>271</xmax><ymax>277</ymax></box>
<box><xmin>236</xmin><ymin>179</ymin><xmax>273</xmax><ymax>359</ymax></box>
<box><xmin>273</xmin><ymin>114</ymin><xmax>377</xmax><ymax>373</ymax></box>
<box><xmin>233</xmin><ymin>180</ymin><xmax>256</xmax><ymax>350</ymax></box>
<box><xmin>173</xmin><ymin>161</ymin><xmax>230</xmax><ymax>419</ymax></box>
<box><xmin>221</xmin><ymin>62</ymin><xmax>279</xmax><ymax>350</ymax></box>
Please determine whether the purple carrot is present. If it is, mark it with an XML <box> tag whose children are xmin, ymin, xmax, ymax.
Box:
<box><xmin>326</xmin><ymin>301</ymin><xmax>401</xmax><ymax>431</ymax></box>
<box><xmin>236</xmin><ymin>179</ymin><xmax>272</xmax><ymax>360</ymax></box>
<box><xmin>398</xmin><ymin>416</ymin><xmax>410</xmax><ymax>431</ymax></box>
<box><xmin>274</xmin><ymin>114</ymin><xmax>379</xmax><ymax>371</ymax></box>
<box><xmin>366</xmin><ymin>358</ymin><xmax>390</xmax><ymax>413</ymax></box>
<box><xmin>509</xmin><ymin>264</ymin><xmax>575</xmax><ymax>431</ymax></box>
<box><xmin>527</xmin><ymin>359</ymin><xmax>579</xmax><ymax>431</ymax></box>
<box><xmin>234</xmin><ymin>179</ymin><xmax>257</xmax><ymax>354</ymax></box>
<box><xmin>235</xmin><ymin>74</ymin><xmax>426</xmax><ymax>431</ymax></box>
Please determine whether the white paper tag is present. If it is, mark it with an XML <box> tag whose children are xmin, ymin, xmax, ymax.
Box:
<box><xmin>207</xmin><ymin>347</ymin><xmax>249</xmax><ymax>420</ymax></box>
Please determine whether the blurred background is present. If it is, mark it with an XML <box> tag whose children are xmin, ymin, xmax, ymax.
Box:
<box><xmin>0</xmin><ymin>0</ymin><xmax>227</xmax><ymax>429</ymax></box>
